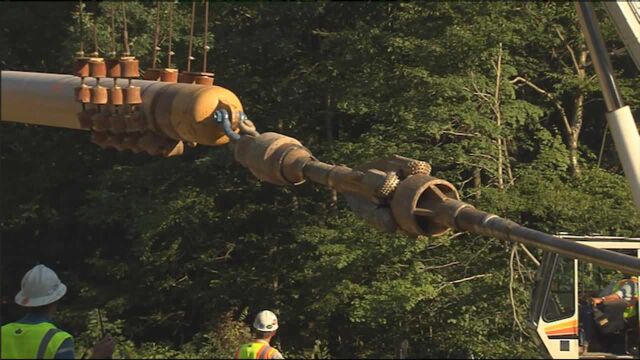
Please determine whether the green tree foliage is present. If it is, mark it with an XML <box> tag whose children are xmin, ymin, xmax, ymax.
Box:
<box><xmin>1</xmin><ymin>2</ymin><xmax>638</xmax><ymax>359</ymax></box>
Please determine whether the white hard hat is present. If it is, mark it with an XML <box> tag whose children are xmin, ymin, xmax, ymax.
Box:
<box><xmin>15</xmin><ymin>265</ymin><xmax>67</xmax><ymax>307</ymax></box>
<box><xmin>253</xmin><ymin>310</ymin><xmax>279</xmax><ymax>332</ymax></box>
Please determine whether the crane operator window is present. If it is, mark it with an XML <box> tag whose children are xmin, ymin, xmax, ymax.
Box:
<box><xmin>579</xmin><ymin>249</ymin><xmax>638</xmax><ymax>299</ymax></box>
<box><xmin>543</xmin><ymin>256</ymin><xmax>576</xmax><ymax>322</ymax></box>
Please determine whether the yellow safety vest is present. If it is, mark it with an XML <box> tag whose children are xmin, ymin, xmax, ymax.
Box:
<box><xmin>235</xmin><ymin>341</ymin><xmax>278</xmax><ymax>359</ymax></box>
<box><xmin>1</xmin><ymin>321</ymin><xmax>72</xmax><ymax>359</ymax></box>
<box><xmin>612</xmin><ymin>276</ymin><xmax>638</xmax><ymax>320</ymax></box>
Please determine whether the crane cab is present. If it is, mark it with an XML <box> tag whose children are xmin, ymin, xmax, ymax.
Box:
<box><xmin>528</xmin><ymin>236</ymin><xmax>640</xmax><ymax>359</ymax></box>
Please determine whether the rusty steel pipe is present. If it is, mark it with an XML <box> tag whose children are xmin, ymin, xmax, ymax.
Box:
<box><xmin>393</xmin><ymin>175</ymin><xmax>640</xmax><ymax>274</ymax></box>
<box><xmin>228</xmin><ymin>133</ymin><xmax>639</xmax><ymax>273</ymax></box>
<box><xmin>232</xmin><ymin>132</ymin><xmax>390</xmax><ymax>200</ymax></box>
<box><xmin>3</xmin><ymin>71</ymin><xmax>639</xmax><ymax>273</ymax></box>
<box><xmin>1</xmin><ymin>71</ymin><xmax>241</xmax><ymax>146</ymax></box>
<box><xmin>450</xmin><ymin>201</ymin><xmax>640</xmax><ymax>274</ymax></box>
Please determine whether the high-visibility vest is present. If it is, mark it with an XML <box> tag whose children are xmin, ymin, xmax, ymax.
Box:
<box><xmin>235</xmin><ymin>341</ymin><xmax>278</xmax><ymax>359</ymax></box>
<box><xmin>1</xmin><ymin>321</ymin><xmax>72</xmax><ymax>359</ymax></box>
<box><xmin>612</xmin><ymin>276</ymin><xmax>638</xmax><ymax>320</ymax></box>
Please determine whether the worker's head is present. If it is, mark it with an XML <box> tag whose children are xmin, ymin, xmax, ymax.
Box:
<box><xmin>253</xmin><ymin>310</ymin><xmax>279</xmax><ymax>339</ymax></box>
<box><xmin>15</xmin><ymin>264</ymin><xmax>67</xmax><ymax>313</ymax></box>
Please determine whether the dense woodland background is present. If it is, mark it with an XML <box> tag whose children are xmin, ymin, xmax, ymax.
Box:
<box><xmin>1</xmin><ymin>2</ymin><xmax>639</xmax><ymax>358</ymax></box>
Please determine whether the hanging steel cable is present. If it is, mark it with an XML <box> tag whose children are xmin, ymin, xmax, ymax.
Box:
<box><xmin>179</xmin><ymin>0</ymin><xmax>213</xmax><ymax>85</ymax></box>
<box><xmin>90</xmin><ymin>0</ymin><xmax>99</xmax><ymax>57</ymax></box>
<box><xmin>78</xmin><ymin>0</ymin><xmax>84</xmax><ymax>56</ymax></box>
<box><xmin>152</xmin><ymin>2</ymin><xmax>160</xmax><ymax>69</ymax></box>
<box><xmin>86</xmin><ymin>0</ymin><xmax>106</xmax><ymax>95</ymax></box>
<box><xmin>167</xmin><ymin>1</ymin><xmax>173</xmax><ymax>68</ymax></box>
<box><xmin>146</xmin><ymin>1</ymin><xmax>176</xmax><ymax>82</ymax></box>
<box><xmin>186</xmin><ymin>1</ymin><xmax>196</xmax><ymax>72</ymax></box>
<box><xmin>121</xmin><ymin>2</ymin><xmax>130</xmax><ymax>56</ymax></box>
<box><xmin>202</xmin><ymin>0</ymin><xmax>209</xmax><ymax>73</ymax></box>
<box><xmin>74</xmin><ymin>0</ymin><xmax>89</xmax><ymax>111</ymax></box>
<box><xmin>105</xmin><ymin>2</ymin><xmax>123</xmax><ymax>113</ymax></box>
<box><xmin>116</xmin><ymin>2</ymin><xmax>141</xmax><ymax>93</ymax></box>
<box><xmin>110</xmin><ymin>5</ymin><xmax>116</xmax><ymax>58</ymax></box>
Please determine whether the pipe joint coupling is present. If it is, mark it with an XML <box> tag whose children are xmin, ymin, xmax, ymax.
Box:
<box><xmin>390</xmin><ymin>174</ymin><xmax>461</xmax><ymax>237</ymax></box>
<box><xmin>234</xmin><ymin>132</ymin><xmax>314</xmax><ymax>186</ymax></box>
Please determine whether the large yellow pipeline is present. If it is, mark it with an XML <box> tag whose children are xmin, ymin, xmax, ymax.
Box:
<box><xmin>1</xmin><ymin>71</ymin><xmax>242</xmax><ymax>146</ymax></box>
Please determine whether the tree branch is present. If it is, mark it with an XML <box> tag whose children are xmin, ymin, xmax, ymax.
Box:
<box><xmin>437</xmin><ymin>274</ymin><xmax>492</xmax><ymax>292</ymax></box>
<box><xmin>509</xmin><ymin>245</ymin><xmax>526</xmax><ymax>335</ymax></box>
<box><xmin>423</xmin><ymin>261</ymin><xmax>460</xmax><ymax>270</ymax></box>
<box><xmin>554</xmin><ymin>26</ymin><xmax>581</xmax><ymax>74</ymax></box>
<box><xmin>440</xmin><ymin>130</ymin><xmax>480</xmax><ymax>138</ymax></box>
<box><xmin>519</xmin><ymin>244</ymin><xmax>540</xmax><ymax>267</ymax></box>
<box><xmin>510</xmin><ymin>76</ymin><xmax>573</xmax><ymax>135</ymax></box>
<box><xmin>469</xmin><ymin>153</ymin><xmax>498</xmax><ymax>163</ymax></box>
<box><xmin>460</xmin><ymin>161</ymin><xmax>497</xmax><ymax>176</ymax></box>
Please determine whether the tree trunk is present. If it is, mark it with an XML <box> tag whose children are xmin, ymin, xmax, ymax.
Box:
<box><xmin>395</xmin><ymin>338</ymin><xmax>409</xmax><ymax>359</ymax></box>
<box><xmin>504</xmin><ymin>138</ymin><xmax>514</xmax><ymax>186</ymax></box>
<box><xmin>568</xmin><ymin>136</ymin><xmax>580</xmax><ymax>176</ymax></box>
<box><xmin>395</xmin><ymin>321</ymin><xmax>410</xmax><ymax>359</ymax></box>
<box><xmin>568</xmin><ymin>47</ymin><xmax>588</xmax><ymax>176</ymax></box>
<box><xmin>325</xmin><ymin>94</ymin><xmax>338</xmax><ymax>208</ymax></box>
<box><xmin>494</xmin><ymin>43</ymin><xmax>504</xmax><ymax>190</ymax></box>
<box><xmin>473</xmin><ymin>167</ymin><xmax>482</xmax><ymax>200</ymax></box>
<box><xmin>568</xmin><ymin>48</ymin><xmax>587</xmax><ymax>176</ymax></box>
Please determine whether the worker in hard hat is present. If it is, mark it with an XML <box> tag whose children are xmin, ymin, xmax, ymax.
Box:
<box><xmin>592</xmin><ymin>276</ymin><xmax>638</xmax><ymax>315</ymax></box>
<box><xmin>591</xmin><ymin>276</ymin><xmax>638</xmax><ymax>354</ymax></box>
<box><xmin>1</xmin><ymin>264</ymin><xmax>115</xmax><ymax>359</ymax></box>
<box><xmin>235</xmin><ymin>310</ymin><xmax>284</xmax><ymax>359</ymax></box>
<box><xmin>580</xmin><ymin>275</ymin><xmax>639</xmax><ymax>354</ymax></box>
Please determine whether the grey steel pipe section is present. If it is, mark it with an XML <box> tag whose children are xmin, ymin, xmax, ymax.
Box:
<box><xmin>433</xmin><ymin>199</ymin><xmax>640</xmax><ymax>274</ymax></box>
<box><xmin>576</xmin><ymin>2</ymin><xmax>625</xmax><ymax>111</ymax></box>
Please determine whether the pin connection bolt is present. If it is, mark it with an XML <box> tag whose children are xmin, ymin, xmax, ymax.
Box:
<box><xmin>213</xmin><ymin>109</ymin><xmax>240</xmax><ymax>141</ymax></box>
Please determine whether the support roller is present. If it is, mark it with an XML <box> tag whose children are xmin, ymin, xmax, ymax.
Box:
<box><xmin>119</xmin><ymin>57</ymin><xmax>140</xmax><ymax>78</ymax></box>
<box><xmin>89</xmin><ymin>58</ymin><xmax>107</xmax><ymax>78</ymax></box>
<box><xmin>159</xmin><ymin>69</ymin><xmax>179</xmax><ymax>83</ymax></box>
<box><xmin>107</xmin><ymin>86</ymin><xmax>124</xmax><ymax>105</ymax></box>
<box><xmin>106</xmin><ymin>59</ymin><xmax>121</xmax><ymax>78</ymax></box>
<box><xmin>143</xmin><ymin>68</ymin><xmax>178</xmax><ymax>83</ymax></box>
<box><xmin>142</xmin><ymin>68</ymin><xmax>162</xmax><ymax>81</ymax></box>
<box><xmin>75</xmin><ymin>85</ymin><xmax>90</xmax><ymax>103</ymax></box>
<box><xmin>90</xmin><ymin>86</ymin><xmax>108</xmax><ymax>105</ymax></box>
<box><xmin>122</xmin><ymin>86</ymin><xmax>142</xmax><ymax>105</ymax></box>
<box><xmin>73</xmin><ymin>57</ymin><xmax>90</xmax><ymax>77</ymax></box>
<box><xmin>179</xmin><ymin>72</ymin><xmax>215</xmax><ymax>86</ymax></box>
